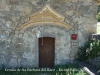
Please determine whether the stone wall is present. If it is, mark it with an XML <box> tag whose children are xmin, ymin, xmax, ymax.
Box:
<box><xmin>0</xmin><ymin>0</ymin><xmax>97</xmax><ymax>69</ymax></box>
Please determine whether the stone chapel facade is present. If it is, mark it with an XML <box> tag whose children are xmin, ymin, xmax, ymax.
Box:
<box><xmin>0</xmin><ymin>0</ymin><xmax>98</xmax><ymax>69</ymax></box>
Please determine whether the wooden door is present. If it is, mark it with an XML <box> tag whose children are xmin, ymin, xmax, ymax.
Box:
<box><xmin>39</xmin><ymin>37</ymin><xmax>55</xmax><ymax>68</ymax></box>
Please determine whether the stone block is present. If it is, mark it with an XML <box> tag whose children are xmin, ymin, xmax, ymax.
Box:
<box><xmin>16</xmin><ymin>39</ymin><xmax>23</xmax><ymax>44</ymax></box>
<box><xmin>14</xmin><ymin>34</ymin><xmax>19</xmax><ymax>38</ymax></box>
<box><xmin>15</xmin><ymin>31</ymin><xmax>19</xmax><ymax>35</ymax></box>
<box><xmin>71</xmin><ymin>40</ymin><xmax>78</xmax><ymax>43</ymax></box>
<box><xmin>8</xmin><ymin>57</ymin><xmax>18</xmax><ymax>68</ymax></box>
<box><xmin>12</xmin><ymin>38</ymin><xmax>16</xmax><ymax>43</ymax></box>
<box><xmin>66</xmin><ymin>10</ymin><xmax>74</xmax><ymax>16</ymax></box>
<box><xmin>19</xmin><ymin>34</ymin><xmax>23</xmax><ymax>38</ymax></box>
<box><xmin>20</xmin><ymin>58</ymin><xmax>35</xmax><ymax>68</ymax></box>
<box><xmin>72</xmin><ymin>42</ymin><xmax>79</xmax><ymax>46</ymax></box>
<box><xmin>0</xmin><ymin>4</ymin><xmax>10</xmax><ymax>11</ymax></box>
<box><xmin>70</xmin><ymin>52</ymin><xmax>76</xmax><ymax>57</ymax></box>
<box><xmin>20</xmin><ymin>30</ymin><xmax>24</xmax><ymax>34</ymax></box>
<box><xmin>70</xmin><ymin>56</ymin><xmax>75</xmax><ymax>60</ymax></box>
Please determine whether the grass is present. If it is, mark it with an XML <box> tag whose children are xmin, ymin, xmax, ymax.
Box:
<box><xmin>0</xmin><ymin>63</ymin><xmax>88</xmax><ymax>75</ymax></box>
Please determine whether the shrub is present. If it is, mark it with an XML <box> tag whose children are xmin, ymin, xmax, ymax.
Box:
<box><xmin>77</xmin><ymin>39</ymin><xmax>100</xmax><ymax>61</ymax></box>
<box><xmin>97</xmin><ymin>12</ymin><xmax>100</xmax><ymax>22</ymax></box>
<box><xmin>89</xmin><ymin>40</ymin><xmax>100</xmax><ymax>58</ymax></box>
<box><xmin>77</xmin><ymin>41</ymin><xmax>91</xmax><ymax>61</ymax></box>
<box><xmin>97</xmin><ymin>64</ymin><xmax>100</xmax><ymax>70</ymax></box>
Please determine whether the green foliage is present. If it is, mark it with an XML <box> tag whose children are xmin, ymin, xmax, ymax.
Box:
<box><xmin>97</xmin><ymin>5</ymin><xmax>100</xmax><ymax>22</ymax></box>
<box><xmin>89</xmin><ymin>40</ymin><xmax>100</xmax><ymax>58</ymax></box>
<box><xmin>97</xmin><ymin>12</ymin><xmax>100</xmax><ymax>22</ymax></box>
<box><xmin>77</xmin><ymin>41</ymin><xmax>91</xmax><ymax>61</ymax></box>
<box><xmin>77</xmin><ymin>39</ymin><xmax>100</xmax><ymax>61</ymax></box>
<box><xmin>97</xmin><ymin>64</ymin><xmax>100</xmax><ymax>70</ymax></box>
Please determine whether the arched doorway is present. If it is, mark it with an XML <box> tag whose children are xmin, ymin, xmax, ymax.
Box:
<box><xmin>39</xmin><ymin>37</ymin><xmax>55</xmax><ymax>68</ymax></box>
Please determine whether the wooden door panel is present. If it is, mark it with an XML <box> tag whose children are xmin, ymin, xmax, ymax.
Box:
<box><xmin>39</xmin><ymin>37</ymin><xmax>55</xmax><ymax>68</ymax></box>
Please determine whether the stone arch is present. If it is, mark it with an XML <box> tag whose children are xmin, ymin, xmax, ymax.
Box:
<box><xmin>19</xmin><ymin>4</ymin><xmax>73</xmax><ymax>30</ymax></box>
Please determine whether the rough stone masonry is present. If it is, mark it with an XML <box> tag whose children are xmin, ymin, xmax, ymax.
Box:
<box><xmin>0</xmin><ymin>0</ymin><xmax>98</xmax><ymax>69</ymax></box>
